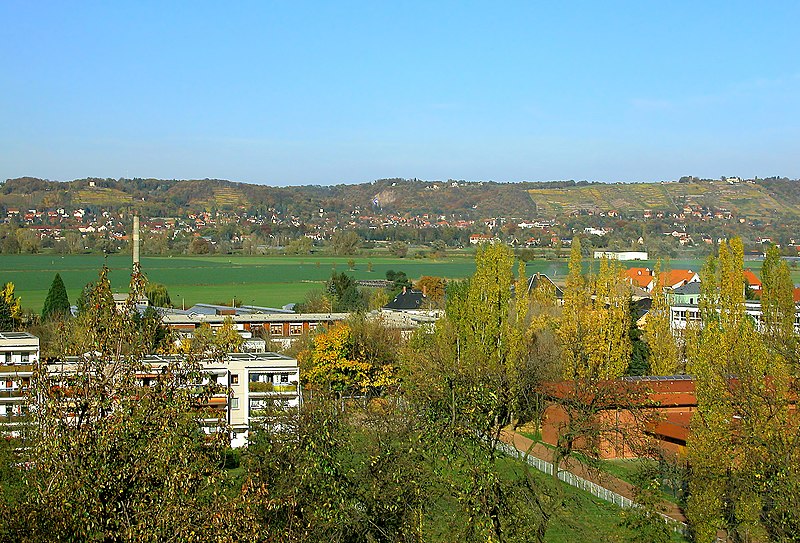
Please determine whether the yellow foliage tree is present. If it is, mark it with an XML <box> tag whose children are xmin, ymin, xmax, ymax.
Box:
<box><xmin>643</xmin><ymin>261</ymin><xmax>680</xmax><ymax>375</ymax></box>
<box><xmin>299</xmin><ymin>322</ymin><xmax>398</xmax><ymax>395</ymax></box>
<box><xmin>687</xmin><ymin>238</ymin><xmax>797</xmax><ymax>541</ymax></box>
<box><xmin>558</xmin><ymin>241</ymin><xmax>631</xmax><ymax>379</ymax></box>
<box><xmin>0</xmin><ymin>282</ymin><xmax>22</xmax><ymax>329</ymax></box>
<box><xmin>558</xmin><ymin>238</ymin><xmax>591</xmax><ymax>379</ymax></box>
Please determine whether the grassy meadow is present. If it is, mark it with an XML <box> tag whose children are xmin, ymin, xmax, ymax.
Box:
<box><xmin>0</xmin><ymin>253</ymin><xmax>498</xmax><ymax>312</ymax></box>
<box><xmin>0</xmin><ymin>252</ymin><xmax>786</xmax><ymax>313</ymax></box>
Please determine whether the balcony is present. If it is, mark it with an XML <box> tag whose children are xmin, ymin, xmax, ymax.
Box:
<box><xmin>192</xmin><ymin>395</ymin><xmax>229</xmax><ymax>408</ymax></box>
<box><xmin>0</xmin><ymin>389</ymin><xmax>28</xmax><ymax>399</ymax></box>
<box><xmin>248</xmin><ymin>382</ymin><xmax>297</xmax><ymax>393</ymax></box>
<box><xmin>0</xmin><ymin>414</ymin><xmax>28</xmax><ymax>423</ymax></box>
<box><xmin>0</xmin><ymin>364</ymin><xmax>34</xmax><ymax>374</ymax></box>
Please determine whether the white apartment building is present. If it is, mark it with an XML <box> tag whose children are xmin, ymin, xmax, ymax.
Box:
<box><xmin>670</xmin><ymin>300</ymin><xmax>800</xmax><ymax>331</ymax></box>
<box><xmin>44</xmin><ymin>349</ymin><xmax>301</xmax><ymax>448</ymax></box>
<box><xmin>0</xmin><ymin>332</ymin><xmax>39</xmax><ymax>430</ymax></box>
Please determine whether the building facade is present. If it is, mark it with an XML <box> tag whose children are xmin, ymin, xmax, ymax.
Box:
<box><xmin>0</xmin><ymin>332</ymin><xmax>39</xmax><ymax>431</ymax></box>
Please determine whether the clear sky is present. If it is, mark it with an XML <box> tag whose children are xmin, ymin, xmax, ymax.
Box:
<box><xmin>2</xmin><ymin>1</ymin><xmax>799</xmax><ymax>185</ymax></box>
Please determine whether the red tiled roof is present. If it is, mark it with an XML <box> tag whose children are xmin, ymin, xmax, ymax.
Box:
<box><xmin>743</xmin><ymin>269</ymin><xmax>762</xmax><ymax>288</ymax></box>
<box><xmin>659</xmin><ymin>269</ymin><xmax>698</xmax><ymax>289</ymax></box>
<box><xmin>622</xmin><ymin>267</ymin><xmax>653</xmax><ymax>288</ymax></box>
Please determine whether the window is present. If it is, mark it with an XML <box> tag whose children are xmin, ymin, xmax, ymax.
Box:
<box><xmin>231</xmin><ymin>398</ymin><xmax>239</xmax><ymax>409</ymax></box>
<box><xmin>289</xmin><ymin>323</ymin><xmax>303</xmax><ymax>336</ymax></box>
<box><xmin>231</xmin><ymin>373</ymin><xmax>239</xmax><ymax>385</ymax></box>
<box><xmin>4</xmin><ymin>352</ymin><xmax>10</xmax><ymax>364</ymax></box>
<box><xmin>270</xmin><ymin>324</ymin><xmax>284</xmax><ymax>336</ymax></box>
<box><xmin>280</xmin><ymin>373</ymin><xmax>289</xmax><ymax>383</ymax></box>
<box><xmin>21</xmin><ymin>352</ymin><xmax>29</xmax><ymax>363</ymax></box>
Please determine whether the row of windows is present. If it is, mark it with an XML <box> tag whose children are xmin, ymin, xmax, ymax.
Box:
<box><xmin>271</xmin><ymin>323</ymin><xmax>315</xmax><ymax>336</ymax></box>
<box><xmin>250</xmin><ymin>323</ymin><xmax>318</xmax><ymax>337</ymax></box>
<box><xmin>2</xmin><ymin>352</ymin><xmax>32</xmax><ymax>364</ymax></box>
<box><xmin>672</xmin><ymin>310</ymin><xmax>701</xmax><ymax>322</ymax></box>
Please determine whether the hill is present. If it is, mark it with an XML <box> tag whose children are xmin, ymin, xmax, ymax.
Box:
<box><xmin>2</xmin><ymin>176</ymin><xmax>800</xmax><ymax>221</ymax></box>
<box><xmin>528</xmin><ymin>178</ymin><xmax>800</xmax><ymax>219</ymax></box>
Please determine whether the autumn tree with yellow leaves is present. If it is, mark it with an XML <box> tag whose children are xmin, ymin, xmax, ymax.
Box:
<box><xmin>299</xmin><ymin>317</ymin><xmax>400</xmax><ymax>396</ymax></box>
<box><xmin>3</xmin><ymin>265</ymin><xmax>239</xmax><ymax>542</ymax></box>
<box><xmin>0</xmin><ymin>282</ymin><xmax>22</xmax><ymax>330</ymax></box>
<box><xmin>401</xmin><ymin>243</ymin><xmax>564</xmax><ymax>541</ymax></box>
<box><xmin>686</xmin><ymin>238</ymin><xmax>800</xmax><ymax>542</ymax></box>
<box><xmin>643</xmin><ymin>261</ymin><xmax>681</xmax><ymax>375</ymax></box>
<box><xmin>558</xmin><ymin>238</ymin><xmax>631</xmax><ymax>380</ymax></box>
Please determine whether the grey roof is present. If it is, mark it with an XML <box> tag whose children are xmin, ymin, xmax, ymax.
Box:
<box><xmin>384</xmin><ymin>290</ymin><xmax>426</xmax><ymax>310</ymax></box>
<box><xmin>0</xmin><ymin>331</ymin><xmax>38</xmax><ymax>340</ymax></box>
<box><xmin>187</xmin><ymin>303</ymin><xmax>295</xmax><ymax>316</ymax></box>
<box><xmin>672</xmin><ymin>282</ymin><xmax>701</xmax><ymax>295</ymax></box>
<box><xmin>631</xmin><ymin>297</ymin><xmax>652</xmax><ymax>319</ymax></box>
<box><xmin>526</xmin><ymin>273</ymin><xmax>564</xmax><ymax>299</ymax></box>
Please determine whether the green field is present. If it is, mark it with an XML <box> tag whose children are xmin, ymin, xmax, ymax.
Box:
<box><xmin>0</xmin><ymin>254</ymin><xmax>568</xmax><ymax>313</ymax></box>
<box><xmin>0</xmin><ymin>253</ymin><xmax>788</xmax><ymax>313</ymax></box>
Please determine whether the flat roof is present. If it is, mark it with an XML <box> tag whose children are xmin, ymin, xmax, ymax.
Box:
<box><xmin>161</xmin><ymin>312</ymin><xmax>349</xmax><ymax>324</ymax></box>
<box><xmin>52</xmin><ymin>351</ymin><xmax>297</xmax><ymax>365</ymax></box>
<box><xmin>0</xmin><ymin>331</ymin><xmax>39</xmax><ymax>341</ymax></box>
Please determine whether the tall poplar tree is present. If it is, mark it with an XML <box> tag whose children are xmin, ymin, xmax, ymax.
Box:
<box><xmin>760</xmin><ymin>244</ymin><xmax>796</xmax><ymax>362</ymax></box>
<box><xmin>558</xmin><ymin>237</ymin><xmax>591</xmax><ymax>379</ymax></box>
<box><xmin>558</xmin><ymin>241</ymin><xmax>631</xmax><ymax>379</ymax></box>
<box><xmin>587</xmin><ymin>257</ymin><xmax>631</xmax><ymax>379</ymax></box>
<box><xmin>0</xmin><ymin>282</ymin><xmax>22</xmax><ymax>330</ymax></box>
<box><xmin>643</xmin><ymin>261</ymin><xmax>680</xmax><ymax>375</ymax></box>
<box><xmin>687</xmin><ymin>238</ymin><xmax>798</xmax><ymax>541</ymax></box>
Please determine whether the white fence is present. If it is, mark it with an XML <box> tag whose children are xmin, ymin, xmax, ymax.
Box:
<box><xmin>496</xmin><ymin>441</ymin><xmax>690</xmax><ymax>536</ymax></box>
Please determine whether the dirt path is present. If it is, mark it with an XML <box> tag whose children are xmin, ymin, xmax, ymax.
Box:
<box><xmin>499</xmin><ymin>429</ymin><xmax>688</xmax><ymax>524</ymax></box>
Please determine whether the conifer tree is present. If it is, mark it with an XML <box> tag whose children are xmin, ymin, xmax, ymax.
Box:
<box><xmin>41</xmin><ymin>273</ymin><xmax>70</xmax><ymax>320</ymax></box>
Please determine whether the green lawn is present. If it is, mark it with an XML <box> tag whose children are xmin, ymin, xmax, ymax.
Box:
<box><xmin>0</xmin><ymin>254</ymin><xmax>476</xmax><ymax>312</ymax></box>
<box><xmin>518</xmin><ymin>431</ymin><xmax>684</xmax><ymax>506</ymax></box>
<box><xmin>494</xmin><ymin>457</ymin><xmax>688</xmax><ymax>542</ymax></box>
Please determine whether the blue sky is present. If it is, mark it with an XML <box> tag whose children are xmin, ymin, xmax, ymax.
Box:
<box><xmin>2</xmin><ymin>1</ymin><xmax>799</xmax><ymax>185</ymax></box>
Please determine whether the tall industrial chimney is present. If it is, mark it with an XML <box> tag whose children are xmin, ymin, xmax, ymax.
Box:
<box><xmin>133</xmin><ymin>215</ymin><xmax>140</xmax><ymax>267</ymax></box>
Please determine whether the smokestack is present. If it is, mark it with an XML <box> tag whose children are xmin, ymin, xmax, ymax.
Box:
<box><xmin>133</xmin><ymin>215</ymin><xmax>140</xmax><ymax>267</ymax></box>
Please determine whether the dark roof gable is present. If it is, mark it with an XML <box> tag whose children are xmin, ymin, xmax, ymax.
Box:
<box><xmin>384</xmin><ymin>289</ymin><xmax>426</xmax><ymax>310</ymax></box>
